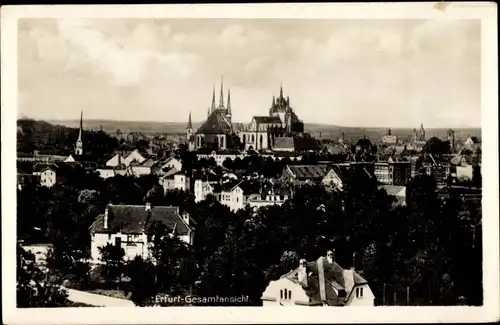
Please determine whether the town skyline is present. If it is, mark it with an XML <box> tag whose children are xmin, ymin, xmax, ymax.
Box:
<box><xmin>18</xmin><ymin>18</ymin><xmax>481</xmax><ymax>128</ymax></box>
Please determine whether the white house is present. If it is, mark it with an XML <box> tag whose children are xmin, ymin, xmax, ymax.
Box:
<box><xmin>32</xmin><ymin>163</ymin><xmax>70</xmax><ymax>188</ymax></box>
<box><xmin>89</xmin><ymin>203</ymin><xmax>196</xmax><ymax>263</ymax></box>
<box><xmin>105</xmin><ymin>153</ymin><xmax>126</xmax><ymax>167</ymax></box>
<box><xmin>194</xmin><ymin>179</ymin><xmax>222</xmax><ymax>202</ymax></box>
<box><xmin>161</xmin><ymin>157</ymin><xmax>183</xmax><ymax>171</ymax></box>
<box><xmin>219</xmin><ymin>180</ymin><xmax>261</xmax><ymax>212</ymax></box>
<box><xmin>161</xmin><ymin>168</ymin><xmax>190</xmax><ymax>193</ymax></box>
<box><xmin>379</xmin><ymin>185</ymin><xmax>406</xmax><ymax>207</ymax></box>
<box><xmin>130</xmin><ymin>158</ymin><xmax>157</xmax><ymax>177</ymax></box>
<box><xmin>261</xmin><ymin>251</ymin><xmax>375</xmax><ymax>306</ymax></box>
<box><xmin>322</xmin><ymin>165</ymin><xmax>348</xmax><ymax>191</ymax></box>
<box><xmin>124</xmin><ymin>149</ymin><xmax>146</xmax><ymax>166</ymax></box>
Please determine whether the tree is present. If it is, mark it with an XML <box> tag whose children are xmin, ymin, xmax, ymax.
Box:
<box><xmin>222</xmin><ymin>157</ymin><xmax>233</xmax><ymax>170</ymax></box>
<box><xmin>422</xmin><ymin>137</ymin><xmax>451</xmax><ymax>156</ymax></box>
<box><xmin>147</xmin><ymin>221</ymin><xmax>199</xmax><ymax>297</ymax></box>
<box><xmin>146</xmin><ymin>184</ymin><xmax>164</xmax><ymax>205</ymax></box>
<box><xmin>98</xmin><ymin>243</ymin><xmax>126</xmax><ymax>286</ymax></box>
<box><xmin>17</xmin><ymin>245</ymin><xmax>69</xmax><ymax>307</ymax></box>
<box><xmin>125</xmin><ymin>256</ymin><xmax>157</xmax><ymax>306</ymax></box>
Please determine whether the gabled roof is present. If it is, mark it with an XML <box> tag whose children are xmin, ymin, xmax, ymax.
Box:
<box><xmin>233</xmin><ymin>180</ymin><xmax>261</xmax><ymax>195</ymax></box>
<box><xmin>282</xmin><ymin>256</ymin><xmax>368</xmax><ymax>306</ymax></box>
<box><xmin>253</xmin><ymin>116</ymin><xmax>282</xmax><ymax>124</ymax></box>
<box><xmin>33</xmin><ymin>163</ymin><xmax>58</xmax><ymax>173</ymax></box>
<box><xmin>273</xmin><ymin>137</ymin><xmax>294</xmax><ymax>150</ymax></box>
<box><xmin>197</xmin><ymin>109</ymin><xmax>233</xmax><ymax>135</ymax></box>
<box><xmin>379</xmin><ymin>185</ymin><xmax>406</xmax><ymax>197</ymax></box>
<box><xmin>89</xmin><ymin>205</ymin><xmax>193</xmax><ymax>236</ymax></box>
<box><xmin>286</xmin><ymin>165</ymin><xmax>329</xmax><ymax>180</ymax></box>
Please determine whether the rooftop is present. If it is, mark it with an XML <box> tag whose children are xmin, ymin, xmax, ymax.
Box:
<box><xmin>89</xmin><ymin>204</ymin><xmax>194</xmax><ymax>236</ymax></box>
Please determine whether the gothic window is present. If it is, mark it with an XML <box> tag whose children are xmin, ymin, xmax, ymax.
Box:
<box><xmin>243</xmin><ymin>134</ymin><xmax>246</xmax><ymax>143</ymax></box>
<box><xmin>251</xmin><ymin>135</ymin><xmax>255</xmax><ymax>142</ymax></box>
<box><xmin>260</xmin><ymin>134</ymin><xmax>263</xmax><ymax>149</ymax></box>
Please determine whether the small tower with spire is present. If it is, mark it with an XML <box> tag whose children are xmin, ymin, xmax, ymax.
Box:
<box><xmin>210</xmin><ymin>85</ymin><xmax>216</xmax><ymax>113</ymax></box>
<box><xmin>226</xmin><ymin>89</ymin><xmax>232</xmax><ymax>120</ymax></box>
<box><xmin>186</xmin><ymin>111</ymin><xmax>193</xmax><ymax>139</ymax></box>
<box><xmin>75</xmin><ymin>111</ymin><xmax>83</xmax><ymax>156</ymax></box>
<box><xmin>219</xmin><ymin>76</ymin><xmax>224</xmax><ymax>109</ymax></box>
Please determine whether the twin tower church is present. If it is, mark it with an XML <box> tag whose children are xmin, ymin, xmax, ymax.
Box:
<box><xmin>186</xmin><ymin>79</ymin><xmax>305</xmax><ymax>152</ymax></box>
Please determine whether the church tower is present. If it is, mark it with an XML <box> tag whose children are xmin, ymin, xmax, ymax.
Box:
<box><xmin>186</xmin><ymin>111</ymin><xmax>193</xmax><ymax>138</ymax></box>
<box><xmin>75</xmin><ymin>111</ymin><xmax>83</xmax><ymax>156</ymax></box>
<box><xmin>447</xmin><ymin>129</ymin><xmax>455</xmax><ymax>153</ymax></box>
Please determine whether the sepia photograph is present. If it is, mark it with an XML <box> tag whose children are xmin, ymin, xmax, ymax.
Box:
<box><xmin>2</xmin><ymin>2</ymin><xmax>498</xmax><ymax>324</ymax></box>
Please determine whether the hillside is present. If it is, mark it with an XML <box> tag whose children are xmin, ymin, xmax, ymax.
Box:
<box><xmin>46</xmin><ymin>119</ymin><xmax>481</xmax><ymax>142</ymax></box>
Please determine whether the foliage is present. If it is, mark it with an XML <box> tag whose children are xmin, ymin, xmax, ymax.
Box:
<box><xmin>98</xmin><ymin>243</ymin><xmax>126</xmax><ymax>283</ymax></box>
<box><xmin>17</xmin><ymin>245</ymin><xmax>69</xmax><ymax>307</ymax></box>
<box><xmin>124</xmin><ymin>256</ymin><xmax>157</xmax><ymax>306</ymax></box>
<box><xmin>422</xmin><ymin>137</ymin><xmax>451</xmax><ymax>156</ymax></box>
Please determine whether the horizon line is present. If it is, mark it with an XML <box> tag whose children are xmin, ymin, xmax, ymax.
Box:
<box><xmin>18</xmin><ymin>116</ymin><xmax>482</xmax><ymax>130</ymax></box>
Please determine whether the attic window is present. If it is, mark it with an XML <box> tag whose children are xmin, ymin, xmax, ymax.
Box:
<box><xmin>281</xmin><ymin>288</ymin><xmax>291</xmax><ymax>300</ymax></box>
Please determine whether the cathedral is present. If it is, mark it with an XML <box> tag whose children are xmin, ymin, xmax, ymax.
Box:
<box><xmin>188</xmin><ymin>82</ymin><xmax>306</xmax><ymax>152</ymax></box>
<box><xmin>191</xmin><ymin>79</ymin><xmax>238</xmax><ymax>151</ymax></box>
<box><xmin>239</xmin><ymin>85</ymin><xmax>304</xmax><ymax>151</ymax></box>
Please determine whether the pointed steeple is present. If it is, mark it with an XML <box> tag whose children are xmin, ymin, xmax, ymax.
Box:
<box><xmin>280</xmin><ymin>84</ymin><xmax>284</xmax><ymax>98</ymax></box>
<box><xmin>219</xmin><ymin>76</ymin><xmax>224</xmax><ymax>108</ymax></box>
<box><xmin>226</xmin><ymin>89</ymin><xmax>231</xmax><ymax>116</ymax></box>
<box><xmin>272</xmin><ymin>94</ymin><xmax>276</xmax><ymax>106</ymax></box>
<box><xmin>208</xmin><ymin>107</ymin><xmax>210</xmax><ymax>117</ymax></box>
<box><xmin>78</xmin><ymin>111</ymin><xmax>83</xmax><ymax>141</ymax></box>
<box><xmin>75</xmin><ymin>111</ymin><xmax>83</xmax><ymax>155</ymax></box>
<box><xmin>187</xmin><ymin>111</ymin><xmax>192</xmax><ymax>129</ymax></box>
<box><xmin>211</xmin><ymin>85</ymin><xmax>216</xmax><ymax>112</ymax></box>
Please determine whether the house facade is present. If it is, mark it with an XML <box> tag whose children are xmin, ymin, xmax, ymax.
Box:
<box><xmin>89</xmin><ymin>203</ymin><xmax>195</xmax><ymax>263</ymax></box>
<box><xmin>261</xmin><ymin>251</ymin><xmax>375</xmax><ymax>306</ymax></box>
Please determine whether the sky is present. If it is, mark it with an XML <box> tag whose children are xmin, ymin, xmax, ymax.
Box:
<box><xmin>18</xmin><ymin>18</ymin><xmax>481</xmax><ymax>128</ymax></box>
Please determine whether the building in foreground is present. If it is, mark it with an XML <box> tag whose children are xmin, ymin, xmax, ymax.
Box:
<box><xmin>261</xmin><ymin>250</ymin><xmax>374</xmax><ymax>306</ymax></box>
<box><xmin>89</xmin><ymin>203</ymin><xmax>195</xmax><ymax>263</ymax></box>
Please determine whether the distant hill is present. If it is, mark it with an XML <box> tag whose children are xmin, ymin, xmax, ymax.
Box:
<box><xmin>45</xmin><ymin>119</ymin><xmax>481</xmax><ymax>142</ymax></box>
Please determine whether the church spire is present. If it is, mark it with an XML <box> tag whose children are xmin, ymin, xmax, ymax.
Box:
<box><xmin>211</xmin><ymin>85</ymin><xmax>216</xmax><ymax>112</ymax></box>
<box><xmin>280</xmin><ymin>84</ymin><xmax>283</xmax><ymax>98</ymax></box>
<box><xmin>227</xmin><ymin>89</ymin><xmax>231</xmax><ymax>116</ymax></box>
<box><xmin>272</xmin><ymin>94</ymin><xmax>276</xmax><ymax>106</ymax></box>
<box><xmin>219</xmin><ymin>76</ymin><xmax>224</xmax><ymax>108</ymax></box>
<box><xmin>187</xmin><ymin>111</ymin><xmax>192</xmax><ymax>129</ymax></box>
<box><xmin>75</xmin><ymin>111</ymin><xmax>83</xmax><ymax>156</ymax></box>
<box><xmin>78</xmin><ymin>111</ymin><xmax>83</xmax><ymax>141</ymax></box>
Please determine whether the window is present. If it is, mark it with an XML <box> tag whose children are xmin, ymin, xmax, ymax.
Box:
<box><xmin>281</xmin><ymin>288</ymin><xmax>291</xmax><ymax>300</ymax></box>
<box><xmin>108</xmin><ymin>234</ymin><xmax>112</xmax><ymax>240</ymax></box>
<box><xmin>127</xmin><ymin>234</ymin><xmax>133</xmax><ymax>243</ymax></box>
<box><xmin>360</xmin><ymin>288</ymin><xmax>364</xmax><ymax>297</ymax></box>
<box><xmin>115</xmin><ymin>237</ymin><xmax>121</xmax><ymax>247</ymax></box>
<box><xmin>356</xmin><ymin>288</ymin><xmax>360</xmax><ymax>298</ymax></box>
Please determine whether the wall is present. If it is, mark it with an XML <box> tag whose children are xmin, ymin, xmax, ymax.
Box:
<box><xmin>456</xmin><ymin>165</ymin><xmax>473</xmax><ymax>181</ymax></box>
<box><xmin>164</xmin><ymin>158</ymin><xmax>182</xmax><ymax>171</ymax></box>
<box><xmin>261</xmin><ymin>278</ymin><xmax>310</xmax><ymax>306</ymax></box>
<box><xmin>97</xmin><ymin>169</ymin><xmax>116</xmax><ymax>179</ymax></box>
<box><xmin>131</xmin><ymin>166</ymin><xmax>151</xmax><ymax>177</ymax></box>
<box><xmin>91</xmin><ymin>233</ymin><xmax>148</xmax><ymax>263</ymax></box>
<box><xmin>344</xmin><ymin>283</ymin><xmax>375</xmax><ymax>306</ymax></box>
<box><xmin>39</xmin><ymin>169</ymin><xmax>56</xmax><ymax>187</ymax></box>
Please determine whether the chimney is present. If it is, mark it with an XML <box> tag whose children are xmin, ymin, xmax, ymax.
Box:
<box><xmin>326</xmin><ymin>249</ymin><xmax>335</xmax><ymax>264</ymax></box>
<box><xmin>318</xmin><ymin>256</ymin><xmax>327</xmax><ymax>303</ymax></box>
<box><xmin>145</xmin><ymin>202</ymin><xmax>152</xmax><ymax>211</ymax></box>
<box><xmin>182</xmin><ymin>211</ymin><xmax>190</xmax><ymax>225</ymax></box>
<box><xmin>104</xmin><ymin>205</ymin><xmax>110</xmax><ymax>229</ymax></box>
<box><xmin>297</xmin><ymin>258</ymin><xmax>308</xmax><ymax>287</ymax></box>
